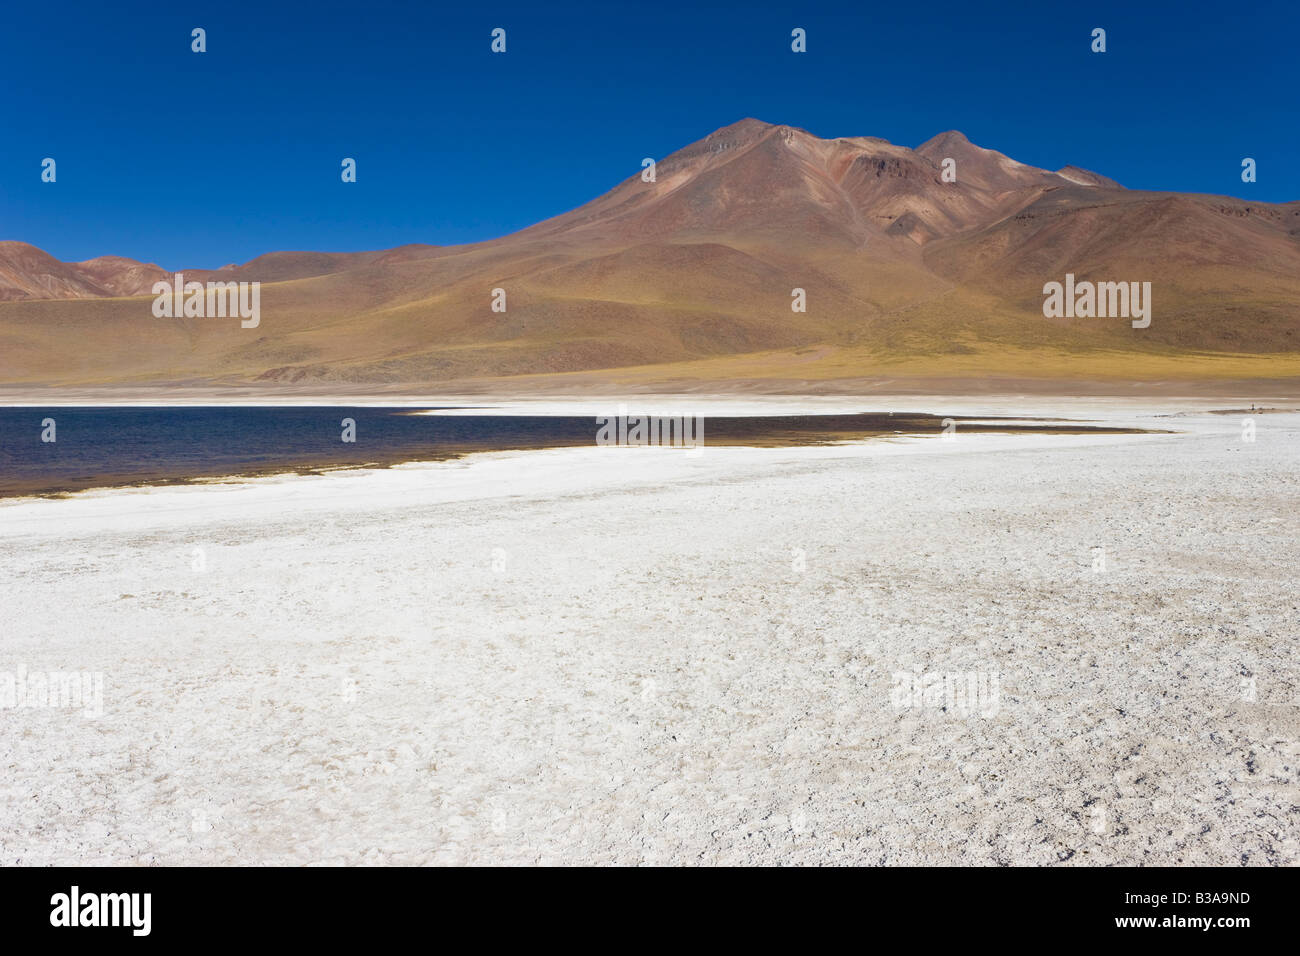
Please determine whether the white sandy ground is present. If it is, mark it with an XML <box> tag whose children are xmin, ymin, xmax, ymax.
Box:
<box><xmin>0</xmin><ymin>399</ymin><xmax>1297</xmax><ymax>865</ymax></box>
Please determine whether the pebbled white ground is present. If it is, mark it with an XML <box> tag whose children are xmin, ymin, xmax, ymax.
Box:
<box><xmin>1</xmin><ymin>400</ymin><xmax>1296</xmax><ymax>865</ymax></box>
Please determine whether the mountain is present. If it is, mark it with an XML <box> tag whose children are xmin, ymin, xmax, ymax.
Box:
<box><xmin>0</xmin><ymin>243</ymin><xmax>162</xmax><ymax>302</ymax></box>
<box><xmin>1054</xmin><ymin>165</ymin><xmax>1123</xmax><ymax>189</ymax></box>
<box><xmin>2</xmin><ymin>119</ymin><xmax>1298</xmax><ymax>392</ymax></box>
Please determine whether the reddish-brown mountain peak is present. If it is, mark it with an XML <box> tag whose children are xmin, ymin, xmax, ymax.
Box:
<box><xmin>0</xmin><ymin>240</ymin><xmax>60</xmax><ymax>264</ymax></box>
<box><xmin>915</xmin><ymin>129</ymin><xmax>1053</xmax><ymax>193</ymax></box>
<box><xmin>688</xmin><ymin>118</ymin><xmax>778</xmax><ymax>153</ymax></box>
<box><xmin>0</xmin><ymin>242</ymin><xmax>110</xmax><ymax>301</ymax></box>
<box><xmin>73</xmin><ymin>255</ymin><xmax>168</xmax><ymax>297</ymax></box>
<box><xmin>709</xmin><ymin>117</ymin><xmax>778</xmax><ymax>140</ymax></box>
<box><xmin>916</xmin><ymin>129</ymin><xmax>1022</xmax><ymax>166</ymax></box>
<box><xmin>654</xmin><ymin>118</ymin><xmax>777</xmax><ymax>174</ymax></box>
<box><xmin>917</xmin><ymin>129</ymin><xmax>973</xmax><ymax>152</ymax></box>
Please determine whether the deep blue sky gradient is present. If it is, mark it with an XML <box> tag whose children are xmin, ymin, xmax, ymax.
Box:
<box><xmin>2</xmin><ymin>0</ymin><xmax>1296</xmax><ymax>269</ymax></box>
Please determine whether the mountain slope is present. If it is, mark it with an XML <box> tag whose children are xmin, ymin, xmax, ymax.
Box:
<box><xmin>2</xmin><ymin>120</ymin><xmax>1298</xmax><ymax>390</ymax></box>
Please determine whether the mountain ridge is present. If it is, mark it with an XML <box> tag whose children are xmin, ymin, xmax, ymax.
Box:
<box><xmin>0</xmin><ymin>120</ymin><xmax>1132</xmax><ymax>298</ymax></box>
<box><xmin>2</xmin><ymin>119</ymin><xmax>1298</xmax><ymax>389</ymax></box>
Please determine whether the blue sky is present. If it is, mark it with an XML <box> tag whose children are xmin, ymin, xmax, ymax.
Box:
<box><xmin>2</xmin><ymin>0</ymin><xmax>1296</xmax><ymax>269</ymax></box>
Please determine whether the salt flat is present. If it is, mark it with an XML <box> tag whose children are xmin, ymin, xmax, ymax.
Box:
<box><xmin>1</xmin><ymin>401</ymin><xmax>1296</xmax><ymax>865</ymax></box>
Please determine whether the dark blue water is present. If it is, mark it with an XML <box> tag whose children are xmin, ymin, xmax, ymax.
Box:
<box><xmin>0</xmin><ymin>406</ymin><xmax>1128</xmax><ymax>497</ymax></box>
<box><xmin>0</xmin><ymin>407</ymin><xmax>601</xmax><ymax>496</ymax></box>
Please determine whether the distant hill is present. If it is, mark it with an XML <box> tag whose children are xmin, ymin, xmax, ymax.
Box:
<box><xmin>3</xmin><ymin>119</ymin><xmax>1298</xmax><ymax>392</ymax></box>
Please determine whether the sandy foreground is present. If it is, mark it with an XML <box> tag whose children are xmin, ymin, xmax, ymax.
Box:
<box><xmin>1</xmin><ymin>398</ymin><xmax>1297</xmax><ymax>865</ymax></box>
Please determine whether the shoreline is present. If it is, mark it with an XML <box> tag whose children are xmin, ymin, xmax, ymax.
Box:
<box><xmin>1</xmin><ymin>377</ymin><xmax>1299</xmax><ymax>406</ymax></box>
<box><xmin>0</xmin><ymin>406</ymin><xmax>1159</xmax><ymax>500</ymax></box>
<box><xmin>3</xmin><ymin>406</ymin><xmax>1294</xmax><ymax>864</ymax></box>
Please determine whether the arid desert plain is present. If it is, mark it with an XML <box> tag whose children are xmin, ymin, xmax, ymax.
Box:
<box><xmin>1</xmin><ymin>396</ymin><xmax>1296</xmax><ymax>865</ymax></box>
